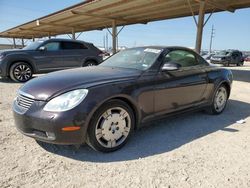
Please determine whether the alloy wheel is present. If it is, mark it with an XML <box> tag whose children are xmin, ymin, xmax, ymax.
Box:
<box><xmin>13</xmin><ymin>64</ymin><xmax>32</xmax><ymax>82</ymax></box>
<box><xmin>95</xmin><ymin>107</ymin><xmax>131</xmax><ymax>148</ymax></box>
<box><xmin>214</xmin><ymin>87</ymin><xmax>227</xmax><ymax>112</ymax></box>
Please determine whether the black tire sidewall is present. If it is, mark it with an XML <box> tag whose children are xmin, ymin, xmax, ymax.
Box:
<box><xmin>87</xmin><ymin>99</ymin><xmax>135</xmax><ymax>152</ymax></box>
<box><xmin>84</xmin><ymin>60</ymin><xmax>97</xmax><ymax>67</ymax></box>
<box><xmin>10</xmin><ymin>62</ymin><xmax>33</xmax><ymax>82</ymax></box>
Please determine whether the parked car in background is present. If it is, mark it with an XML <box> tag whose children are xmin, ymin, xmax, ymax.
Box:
<box><xmin>244</xmin><ymin>55</ymin><xmax>250</xmax><ymax>62</ymax></box>
<box><xmin>202</xmin><ymin>53</ymin><xmax>215</xmax><ymax>63</ymax></box>
<box><xmin>0</xmin><ymin>39</ymin><xmax>103</xmax><ymax>82</ymax></box>
<box><xmin>13</xmin><ymin>46</ymin><xmax>233</xmax><ymax>152</ymax></box>
<box><xmin>210</xmin><ymin>50</ymin><xmax>244</xmax><ymax>66</ymax></box>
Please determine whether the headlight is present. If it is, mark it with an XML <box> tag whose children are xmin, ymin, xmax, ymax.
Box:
<box><xmin>43</xmin><ymin>89</ymin><xmax>88</xmax><ymax>112</ymax></box>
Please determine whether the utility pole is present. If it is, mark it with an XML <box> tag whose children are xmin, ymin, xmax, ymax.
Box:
<box><xmin>209</xmin><ymin>25</ymin><xmax>215</xmax><ymax>54</ymax></box>
<box><xmin>106</xmin><ymin>32</ymin><xmax>108</xmax><ymax>51</ymax></box>
<box><xmin>103</xmin><ymin>35</ymin><xmax>105</xmax><ymax>50</ymax></box>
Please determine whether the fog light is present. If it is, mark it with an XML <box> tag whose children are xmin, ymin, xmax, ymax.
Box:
<box><xmin>46</xmin><ymin>132</ymin><xmax>55</xmax><ymax>139</ymax></box>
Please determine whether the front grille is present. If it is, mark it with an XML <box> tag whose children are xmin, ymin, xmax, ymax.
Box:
<box><xmin>16</xmin><ymin>93</ymin><xmax>35</xmax><ymax>110</ymax></box>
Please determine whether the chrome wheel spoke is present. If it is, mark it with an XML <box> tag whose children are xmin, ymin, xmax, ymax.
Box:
<box><xmin>95</xmin><ymin>128</ymin><xmax>103</xmax><ymax>139</ymax></box>
<box><xmin>14</xmin><ymin>65</ymin><xmax>31</xmax><ymax>81</ymax></box>
<box><xmin>120</xmin><ymin>110</ymin><xmax>129</xmax><ymax>119</ymax></box>
<box><xmin>123</xmin><ymin>126</ymin><xmax>130</xmax><ymax>133</ymax></box>
<box><xmin>103</xmin><ymin>109</ymin><xmax>112</xmax><ymax>119</ymax></box>
<box><xmin>107</xmin><ymin>140</ymin><xmax>116</xmax><ymax>148</ymax></box>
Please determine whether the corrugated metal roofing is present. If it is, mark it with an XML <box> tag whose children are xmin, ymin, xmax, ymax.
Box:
<box><xmin>1</xmin><ymin>0</ymin><xmax>250</xmax><ymax>39</ymax></box>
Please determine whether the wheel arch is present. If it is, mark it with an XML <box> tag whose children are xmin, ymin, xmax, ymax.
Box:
<box><xmin>85</xmin><ymin>95</ymin><xmax>141</xmax><ymax>135</ymax></box>
<box><xmin>111</xmin><ymin>96</ymin><xmax>140</xmax><ymax>130</ymax></box>
<box><xmin>220</xmin><ymin>81</ymin><xmax>231</xmax><ymax>98</ymax></box>
<box><xmin>8</xmin><ymin>60</ymin><xmax>36</xmax><ymax>76</ymax></box>
<box><xmin>213</xmin><ymin>80</ymin><xmax>231</xmax><ymax>100</ymax></box>
<box><xmin>82</xmin><ymin>58</ymin><xmax>98</xmax><ymax>66</ymax></box>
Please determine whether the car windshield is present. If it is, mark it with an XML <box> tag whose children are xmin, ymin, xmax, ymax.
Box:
<box><xmin>217</xmin><ymin>51</ymin><xmax>231</xmax><ymax>56</ymax></box>
<box><xmin>23</xmin><ymin>41</ymin><xmax>44</xmax><ymax>50</ymax></box>
<box><xmin>100</xmin><ymin>47</ymin><xmax>162</xmax><ymax>70</ymax></box>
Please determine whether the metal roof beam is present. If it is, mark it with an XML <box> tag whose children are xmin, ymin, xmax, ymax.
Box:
<box><xmin>38</xmin><ymin>21</ymin><xmax>73</xmax><ymax>28</ymax></box>
<box><xmin>195</xmin><ymin>0</ymin><xmax>235</xmax><ymax>12</ymax></box>
<box><xmin>19</xmin><ymin>28</ymin><xmax>51</xmax><ymax>34</ymax></box>
<box><xmin>71</xmin><ymin>10</ymin><xmax>136</xmax><ymax>23</ymax></box>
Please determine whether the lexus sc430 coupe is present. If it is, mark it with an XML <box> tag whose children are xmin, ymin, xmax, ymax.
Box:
<box><xmin>13</xmin><ymin>46</ymin><xmax>233</xmax><ymax>152</ymax></box>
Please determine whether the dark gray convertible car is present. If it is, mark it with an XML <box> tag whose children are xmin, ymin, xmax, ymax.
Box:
<box><xmin>0</xmin><ymin>38</ymin><xmax>103</xmax><ymax>82</ymax></box>
<box><xmin>13</xmin><ymin>46</ymin><xmax>233</xmax><ymax>152</ymax></box>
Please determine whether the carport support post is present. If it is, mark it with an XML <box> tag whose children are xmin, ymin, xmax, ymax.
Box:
<box><xmin>13</xmin><ymin>38</ymin><xmax>16</xmax><ymax>48</ymax></box>
<box><xmin>112</xmin><ymin>20</ymin><xmax>117</xmax><ymax>54</ymax></box>
<box><xmin>72</xmin><ymin>28</ymin><xmax>76</xmax><ymax>40</ymax></box>
<box><xmin>21</xmin><ymin>38</ymin><xmax>24</xmax><ymax>47</ymax></box>
<box><xmin>195</xmin><ymin>0</ymin><xmax>206</xmax><ymax>54</ymax></box>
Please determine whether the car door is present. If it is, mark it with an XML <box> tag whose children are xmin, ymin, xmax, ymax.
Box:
<box><xmin>154</xmin><ymin>49</ymin><xmax>208</xmax><ymax>116</ymax></box>
<box><xmin>232</xmin><ymin>51</ymin><xmax>242</xmax><ymax>64</ymax></box>
<box><xmin>34</xmin><ymin>41</ymin><xmax>64</xmax><ymax>71</ymax></box>
<box><xmin>61</xmin><ymin>41</ymin><xmax>88</xmax><ymax>67</ymax></box>
<box><xmin>231</xmin><ymin>52</ymin><xmax>238</xmax><ymax>64</ymax></box>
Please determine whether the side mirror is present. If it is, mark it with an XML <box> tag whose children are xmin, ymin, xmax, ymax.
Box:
<box><xmin>38</xmin><ymin>46</ymin><xmax>46</xmax><ymax>51</ymax></box>
<box><xmin>162</xmin><ymin>62</ymin><xmax>181</xmax><ymax>71</ymax></box>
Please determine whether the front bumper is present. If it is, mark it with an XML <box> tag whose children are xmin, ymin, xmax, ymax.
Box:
<box><xmin>13</xmin><ymin>98</ymin><xmax>89</xmax><ymax>145</ymax></box>
<box><xmin>0</xmin><ymin>60</ymin><xmax>8</xmax><ymax>77</ymax></box>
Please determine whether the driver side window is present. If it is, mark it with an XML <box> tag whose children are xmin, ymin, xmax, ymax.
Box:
<box><xmin>164</xmin><ymin>50</ymin><xmax>198</xmax><ymax>67</ymax></box>
<box><xmin>44</xmin><ymin>42</ymin><xmax>60</xmax><ymax>51</ymax></box>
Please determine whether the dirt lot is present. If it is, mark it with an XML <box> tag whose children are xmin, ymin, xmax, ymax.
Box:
<box><xmin>0</xmin><ymin>63</ymin><xmax>250</xmax><ymax>188</ymax></box>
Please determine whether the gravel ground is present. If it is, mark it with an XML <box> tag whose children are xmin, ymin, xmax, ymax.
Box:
<box><xmin>0</xmin><ymin>63</ymin><xmax>250</xmax><ymax>188</ymax></box>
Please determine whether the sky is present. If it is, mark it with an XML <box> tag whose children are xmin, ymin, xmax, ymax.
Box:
<box><xmin>0</xmin><ymin>0</ymin><xmax>250</xmax><ymax>51</ymax></box>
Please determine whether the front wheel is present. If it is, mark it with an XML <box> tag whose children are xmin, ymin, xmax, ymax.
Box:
<box><xmin>9</xmin><ymin>62</ymin><xmax>33</xmax><ymax>82</ymax></box>
<box><xmin>86</xmin><ymin>99</ymin><xmax>135</xmax><ymax>152</ymax></box>
<box><xmin>209</xmin><ymin>85</ymin><xmax>228</xmax><ymax>115</ymax></box>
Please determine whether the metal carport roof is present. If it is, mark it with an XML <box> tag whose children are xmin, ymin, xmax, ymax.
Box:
<box><xmin>1</xmin><ymin>0</ymin><xmax>250</xmax><ymax>52</ymax></box>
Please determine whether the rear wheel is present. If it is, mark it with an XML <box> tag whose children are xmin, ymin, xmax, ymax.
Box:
<box><xmin>237</xmin><ymin>61</ymin><xmax>244</xmax><ymax>66</ymax></box>
<box><xmin>9</xmin><ymin>62</ymin><xmax>33</xmax><ymax>82</ymax></box>
<box><xmin>86</xmin><ymin>99</ymin><xmax>135</xmax><ymax>152</ymax></box>
<box><xmin>84</xmin><ymin>60</ymin><xmax>97</xmax><ymax>67</ymax></box>
<box><xmin>209</xmin><ymin>85</ymin><xmax>228</xmax><ymax>115</ymax></box>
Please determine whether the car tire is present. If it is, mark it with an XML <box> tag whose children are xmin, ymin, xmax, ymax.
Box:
<box><xmin>9</xmin><ymin>62</ymin><xmax>33</xmax><ymax>82</ymax></box>
<box><xmin>208</xmin><ymin>85</ymin><xmax>228</xmax><ymax>115</ymax></box>
<box><xmin>84</xmin><ymin>60</ymin><xmax>97</xmax><ymax>67</ymax></box>
<box><xmin>86</xmin><ymin>99</ymin><xmax>135</xmax><ymax>152</ymax></box>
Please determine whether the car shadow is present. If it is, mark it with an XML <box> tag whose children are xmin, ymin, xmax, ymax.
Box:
<box><xmin>0</xmin><ymin>77</ymin><xmax>15</xmax><ymax>83</ymax></box>
<box><xmin>38</xmin><ymin>99</ymin><xmax>250</xmax><ymax>163</ymax></box>
<box><xmin>0</xmin><ymin>76</ymin><xmax>38</xmax><ymax>83</ymax></box>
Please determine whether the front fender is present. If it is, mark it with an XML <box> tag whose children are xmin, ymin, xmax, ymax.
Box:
<box><xmin>5</xmin><ymin>53</ymin><xmax>37</xmax><ymax>74</ymax></box>
<box><xmin>80</xmin><ymin>82</ymin><xmax>141</xmax><ymax>140</ymax></box>
<box><xmin>207</xmin><ymin>68</ymin><xmax>232</xmax><ymax>103</ymax></box>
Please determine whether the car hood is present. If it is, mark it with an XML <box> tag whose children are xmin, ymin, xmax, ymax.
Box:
<box><xmin>19</xmin><ymin>66</ymin><xmax>142</xmax><ymax>101</ymax></box>
<box><xmin>0</xmin><ymin>49</ymin><xmax>23</xmax><ymax>54</ymax></box>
